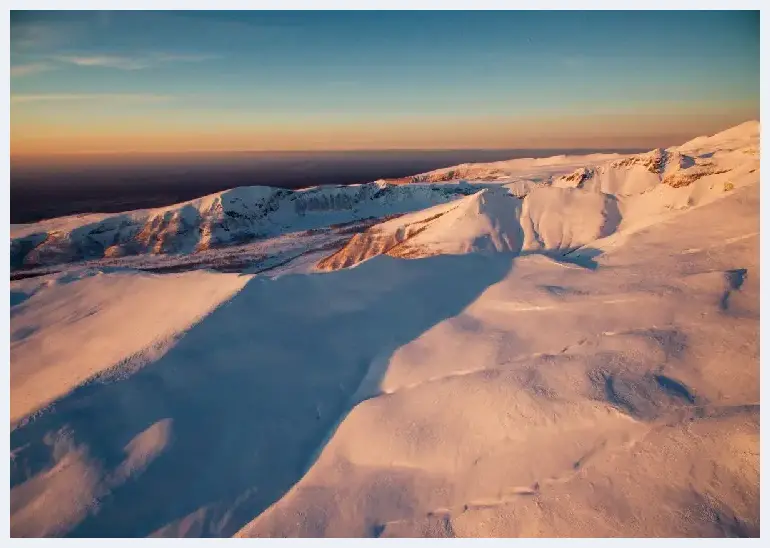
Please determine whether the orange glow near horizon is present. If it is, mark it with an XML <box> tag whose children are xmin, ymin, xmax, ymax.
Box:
<box><xmin>10</xmin><ymin>105</ymin><xmax>759</xmax><ymax>158</ymax></box>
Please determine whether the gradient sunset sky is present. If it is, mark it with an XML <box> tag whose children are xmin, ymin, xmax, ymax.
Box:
<box><xmin>11</xmin><ymin>10</ymin><xmax>759</xmax><ymax>156</ymax></box>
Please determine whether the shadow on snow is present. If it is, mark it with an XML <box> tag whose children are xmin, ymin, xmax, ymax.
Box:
<box><xmin>11</xmin><ymin>252</ymin><xmax>514</xmax><ymax>537</ymax></box>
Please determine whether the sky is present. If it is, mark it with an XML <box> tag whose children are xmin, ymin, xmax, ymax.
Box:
<box><xmin>10</xmin><ymin>10</ymin><xmax>760</xmax><ymax>156</ymax></box>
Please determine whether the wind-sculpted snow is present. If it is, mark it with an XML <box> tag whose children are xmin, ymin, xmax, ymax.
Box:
<box><xmin>10</xmin><ymin>121</ymin><xmax>760</xmax><ymax>538</ymax></box>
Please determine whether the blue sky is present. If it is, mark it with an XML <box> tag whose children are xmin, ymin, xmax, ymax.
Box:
<box><xmin>10</xmin><ymin>11</ymin><xmax>760</xmax><ymax>154</ymax></box>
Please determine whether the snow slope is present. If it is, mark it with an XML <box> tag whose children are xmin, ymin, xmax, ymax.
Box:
<box><xmin>382</xmin><ymin>151</ymin><xmax>624</xmax><ymax>186</ymax></box>
<box><xmin>9</xmin><ymin>121</ymin><xmax>760</xmax><ymax>538</ymax></box>
<box><xmin>10</xmin><ymin>269</ymin><xmax>250</xmax><ymax>424</ymax></box>
<box><xmin>317</xmin><ymin>187</ymin><xmax>525</xmax><ymax>270</ymax></box>
<box><xmin>318</xmin><ymin>185</ymin><xmax>619</xmax><ymax>269</ymax></box>
<box><xmin>238</xmin><ymin>174</ymin><xmax>760</xmax><ymax>538</ymax></box>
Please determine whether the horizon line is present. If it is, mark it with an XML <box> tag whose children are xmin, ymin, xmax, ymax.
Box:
<box><xmin>10</xmin><ymin>146</ymin><xmax>653</xmax><ymax>158</ymax></box>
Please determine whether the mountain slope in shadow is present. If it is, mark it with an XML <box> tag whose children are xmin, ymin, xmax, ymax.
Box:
<box><xmin>10</xmin><ymin>252</ymin><xmax>513</xmax><ymax>537</ymax></box>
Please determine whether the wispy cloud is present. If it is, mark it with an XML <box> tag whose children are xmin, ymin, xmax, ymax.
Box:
<box><xmin>11</xmin><ymin>93</ymin><xmax>175</xmax><ymax>104</ymax></box>
<box><xmin>10</xmin><ymin>62</ymin><xmax>54</xmax><ymax>78</ymax></box>
<box><xmin>54</xmin><ymin>52</ymin><xmax>217</xmax><ymax>70</ymax></box>
<box><xmin>54</xmin><ymin>55</ymin><xmax>152</xmax><ymax>70</ymax></box>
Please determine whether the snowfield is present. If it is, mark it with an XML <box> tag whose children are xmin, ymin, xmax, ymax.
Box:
<box><xmin>9</xmin><ymin>121</ymin><xmax>760</xmax><ymax>537</ymax></box>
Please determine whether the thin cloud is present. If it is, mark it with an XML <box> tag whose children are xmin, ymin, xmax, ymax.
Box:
<box><xmin>55</xmin><ymin>55</ymin><xmax>151</xmax><ymax>70</ymax></box>
<box><xmin>10</xmin><ymin>63</ymin><xmax>54</xmax><ymax>78</ymax></box>
<box><xmin>11</xmin><ymin>93</ymin><xmax>175</xmax><ymax>104</ymax></box>
<box><xmin>54</xmin><ymin>52</ymin><xmax>218</xmax><ymax>70</ymax></box>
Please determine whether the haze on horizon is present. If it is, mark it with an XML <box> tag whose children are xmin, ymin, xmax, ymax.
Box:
<box><xmin>11</xmin><ymin>10</ymin><xmax>759</xmax><ymax>158</ymax></box>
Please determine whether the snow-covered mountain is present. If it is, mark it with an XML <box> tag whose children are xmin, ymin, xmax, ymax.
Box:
<box><xmin>10</xmin><ymin>121</ymin><xmax>760</xmax><ymax>538</ymax></box>
<box><xmin>318</xmin><ymin>122</ymin><xmax>758</xmax><ymax>270</ymax></box>
<box><xmin>10</xmin><ymin>122</ymin><xmax>759</xmax><ymax>275</ymax></box>
<box><xmin>10</xmin><ymin>182</ymin><xmax>479</xmax><ymax>271</ymax></box>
